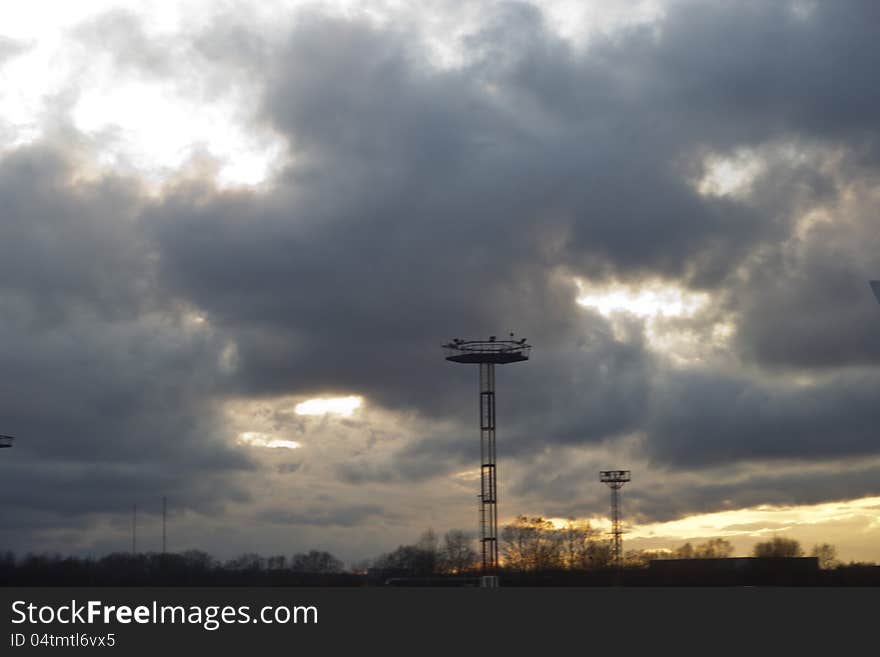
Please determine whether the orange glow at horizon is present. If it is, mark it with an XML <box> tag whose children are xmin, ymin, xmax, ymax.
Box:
<box><xmin>503</xmin><ymin>496</ymin><xmax>880</xmax><ymax>561</ymax></box>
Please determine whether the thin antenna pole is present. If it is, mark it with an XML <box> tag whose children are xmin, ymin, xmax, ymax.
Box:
<box><xmin>132</xmin><ymin>504</ymin><xmax>137</xmax><ymax>555</ymax></box>
<box><xmin>162</xmin><ymin>496</ymin><xmax>167</xmax><ymax>554</ymax></box>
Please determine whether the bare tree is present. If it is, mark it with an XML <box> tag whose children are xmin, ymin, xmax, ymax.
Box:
<box><xmin>226</xmin><ymin>553</ymin><xmax>264</xmax><ymax>571</ymax></box>
<box><xmin>752</xmin><ymin>537</ymin><xmax>804</xmax><ymax>558</ymax></box>
<box><xmin>671</xmin><ymin>538</ymin><xmax>734</xmax><ymax>559</ymax></box>
<box><xmin>559</xmin><ymin>518</ymin><xmax>602</xmax><ymax>570</ymax></box>
<box><xmin>623</xmin><ymin>549</ymin><xmax>653</xmax><ymax>568</ymax></box>
<box><xmin>180</xmin><ymin>550</ymin><xmax>216</xmax><ymax>571</ymax></box>
<box><xmin>674</xmin><ymin>542</ymin><xmax>695</xmax><ymax>559</ymax></box>
<box><xmin>439</xmin><ymin>529</ymin><xmax>478</xmax><ymax>574</ymax></box>
<box><xmin>290</xmin><ymin>550</ymin><xmax>344</xmax><ymax>574</ymax></box>
<box><xmin>372</xmin><ymin>530</ymin><xmax>439</xmax><ymax>575</ymax></box>
<box><xmin>810</xmin><ymin>543</ymin><xmax>839</xmax><ymax>569</ymax></box>
<box><xmin>349</xmin><ymin>558</ymin><xmax>372</xmax><ymax>575</ymax></box>
<box><xmin>583</xmin><ymin>539</ymin><xmax>614</xmax><ymax>569</ymax></box>
<box><xmin>500</xmin><ymin>516</ymin><xmax>563</xmax><ymax>571</ymax></box>
<box><xmin>694</xmin><ymin>538</ymin><xmax>734</xmax><ymax>558</ymax></box>
<box><xmin>266</xmin><ymin>555</ymin><xmax>286</xmax><ymax>570</ymax></box>
<box><xmin>501</xmin><ymin>516</ymin><xmax>533</xmax><ymax>571</ymax></box>
<box><xmin>417</xmin><ymin>529</ymin><xmax>440</xmax><ymax>573</ymax></box>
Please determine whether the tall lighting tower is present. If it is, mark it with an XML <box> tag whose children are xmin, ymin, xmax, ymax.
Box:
<box><xmin>0</xmin><ymin>435</ymin><xmax>13</xmax><ymax>449</ymax></box>
<box><xmin>600</xmin><ymin>470</ymin><xmax>631</xmax><ymax>566</ymax></box>
<box><xmin>444</xmin><ymin>335</ymin><xmax>531</xmax><ymax>586</ymax></box>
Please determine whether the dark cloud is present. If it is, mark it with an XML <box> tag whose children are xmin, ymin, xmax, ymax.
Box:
<box><xmin>259</xmin><ymin>503</ymin><xmax>387</xmax><ymax>528</ymax></box>
<box><xmin>644</xmin><ymin>367</ymin><xmax>880</xmax><ymax>467</ymax></box>
<box><xmin>0</xmin><ymin>144</ymin><xmax>149</xmax><ymax>322</ymax></box>
<box><xmin>0</xmin><ymin>143</ymin><xmax>253</xmax><ymax>553</ymax></box>
<box><xmin>732</xmin><ymin>205</ymin><xmax>880</xmax><ymax>368</ymax></box>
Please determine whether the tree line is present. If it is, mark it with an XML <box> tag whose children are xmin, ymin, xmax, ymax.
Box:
<box><xmin>0</xmin><ymin>549</ymin><xmax>356</xmax><ymax>586</ymax></box>
<box><xmin>0</xmin><ymin>516</ymin><xmax>864</xmax><ymax>585</ymax></box>
<box><xmin>364</xmin><ymin>517</ymin><xmax>848</xmax><ymax>574</ymax></box>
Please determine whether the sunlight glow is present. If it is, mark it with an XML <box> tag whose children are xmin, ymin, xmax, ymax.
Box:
<box><xmin>543</xmin><ymin>0</ymin><xmax>665</xmax><ymax>45</ymax></box>
<box><xmin>631</xmin><ymin>496</ymin><xmax>880</xmax><ymax>541</ymax></box>
<box><xmin>545</xmin><ymin>516</ymin><xmax>606</xmax><ymax>530</ymax></box>
<box><xmin>295</xmin><ymin>396</ymin><xmax>362</xmax><ymax>416</ymax></box>
<box><xmin>576</xmin><ymin>281</ymin><xmax>708</xmax><ymax>319</ymax></box>
<box><xmin>697</xmin><ymin>150</ymin><xmax>765</xmax><ymax>198</ymax></box>
<box><xmin>695</xmin><ymin>142</ymin><xmax>822</xmax><ymax>200</ymax></box>
<box><xmin>452</xmin><ymin>469</ymin><xmax>481</xmax><ymax>482</ymax></box>
<box><xmin>238</xmin><ymin>431</ymin><xmax>302</xmax><ymax>450</ymax></box>
<box><xmin>574</xmin><ymin>279</ymin><xmax>725</xmax><ymax>363</ymax></box>
<box><xmin>71</xmin><ymin>80</ymin><xmax>283</xmax><ymax>187</ymax></box>
<box><xmin>0</xmin><ymin>0</ymin><xmax>670</xmax><ymax>184</ymax></box>
<box><xmin>0</xmin><ymin>0</ymin><xmax>283</xmax><ymax>186</ymax></box>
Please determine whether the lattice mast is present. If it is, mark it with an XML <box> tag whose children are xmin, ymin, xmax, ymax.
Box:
<box><xmin>444</xmin><ymin>335</ymin><xmax>531</xmax><ymax>579</ymax></box>
<box><xmin>600</xmin><ymin>470</ymin><xmax>631</xmax><ymax>566</ymax></box>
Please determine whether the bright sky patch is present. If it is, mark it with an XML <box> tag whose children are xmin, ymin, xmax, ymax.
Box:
<box><xmin>632</xmin><ymin>496</ymin><xmax>880</xmax><ymax>541</ymax></box>
<box><xmin>576</xmin><ymin>281</ymin><xmax>707</xmax><ymax>318</ymax></box>
<box><xmin>238</xmin><ymin>431</ymin><xmax>302</xmax><ymax>449</ymax></box>
<box><xmin>295</xmin><ymin>396</ymin><xmax>362</xmax><ymax>416</ymax></box>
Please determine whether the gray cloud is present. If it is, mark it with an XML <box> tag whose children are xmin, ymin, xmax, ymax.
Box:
<box><xmin>259</xmin><ymin>503</ymin><xmax>386</xmax><ymax>528</ymax></box>
<box><xmin>0</xmin><ymin>35</ymin><xmax>29</xmax><ymax>64</ymax></box>
<box><xmin>0</xmin><ymin>143</ymin><xmax>253</xmax><ymax>554</ymax></box>
<box><xmin>644</xmin><ymin>368</ymin><xmax>880</xmax><ymax>467</ymax></box>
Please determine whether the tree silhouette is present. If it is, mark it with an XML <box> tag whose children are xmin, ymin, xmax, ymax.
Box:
<box><xmin>695</xmin><ymin>538</ymin><xmax>734</xmax><ymax>558</ymax></box>
<box><xmin>499</xmin><ymin>516</ymin><xmax>614</xmax><ymax>571</ymax></box>
<box><xmin>416</xmin><ymin>529</ymin><xmax>439</xmax><ymax>571</ymax></box>
<box><xmin>674</xmin><ymin>542</ymin><xmax>695</xmax><ymax>559</ymax></box>
<box><xmin>266</xmin><ymin>555</ymin><xmax>287</xmax><ymax>570</ymax></box>
<box><xmin>439</xmin><ymin>529</ymin><xmax>478</xmax><ymax>574</ymax></box>
<box><xmin>752</xmin><ymin>537</ymin><xmax>804</xmax><ymax>558</ymax></box>
<box><xmin>226</xmin><ymin>553</ymin><xmax>265</xmax><ymax>572</ymax></box>
<box><xmin>559</xmin><ymin>518</ymin><xmax>603</xmax><ymax>569</ymax></box>
<box><xmin>372</xmin><ymin>531</ymin><xmax>439</xmax><ymax>575</ymax></box>
<box><xmin>582</xmin><ymin>540</ymin><xmax>614</xmax><ymax>569</ymax></box>
<box><xmin>500</xmin><ymin>516</ymin><xmax>564</xmax><ymax>571</ymax></box>
<box><xmin>810</xmin><ymin>543</ymin><xmax>839</xmax><ymax>569</ymax></box>
<box><xmin>290</xmin><ymin>550</ymin><xmax>344</xmax><ymax>574</ymax></box>
<box><xmin>671</xmin><ymin>538</ymin><xmax>734</xmax><ymax>559</ymax></box>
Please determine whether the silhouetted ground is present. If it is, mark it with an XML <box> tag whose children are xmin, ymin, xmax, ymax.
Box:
<box><xmin>3</xmin><ymin>553</ymin><xmax>879</xmax><ymax>586</ymax></box>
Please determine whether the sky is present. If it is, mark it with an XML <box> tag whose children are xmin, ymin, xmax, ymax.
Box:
<box><xmin>1</xmin><ymin>0</ymin><xmax>880</xmax><ymax>566</ymax></box>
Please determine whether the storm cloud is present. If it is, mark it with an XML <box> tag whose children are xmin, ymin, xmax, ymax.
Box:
<box><xmin>2</xmin><ymin>0</ymin><xmax>880</xmax><ymax>562</ymax></box>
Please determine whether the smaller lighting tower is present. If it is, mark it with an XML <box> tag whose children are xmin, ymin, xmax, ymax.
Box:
<box><xmin>0</xmin><ymin>435</ymin><xmax>13</xmax><ymax>449</ymax></box>
<box><xmin>871</xmin><ymin>281</ymin><xmax>880</xmax><ymax>304</ymax></box>
<box><xmin>600</xmin><ymin>470</ymin><xmax>631</xmax><ymax>566</ymax></box>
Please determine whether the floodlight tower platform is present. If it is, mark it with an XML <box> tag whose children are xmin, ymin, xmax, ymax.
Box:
<box><xmin>600</xmin><ymin>470</ymin><xmax>630</xmax><ymax>566</ymax></box>
<box><xmin>0</xmin><ymin>435</ymin><xmax>13</xmax><ymax>449</ymax></box>
<box><xmin>444</xmin><ymin>335</ymin><xmax>531</xmax><ymax>583</ymax></box>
